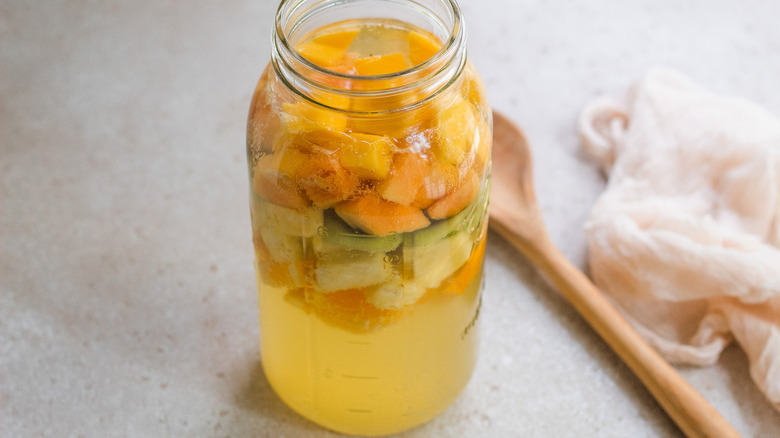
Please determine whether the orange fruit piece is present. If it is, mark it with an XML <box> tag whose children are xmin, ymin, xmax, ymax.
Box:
<box><xmin>354</xmin><ymin>53</ymin><xmax>411</xmax><ymax>76</ymax></box>
<box><xmin>377</xmin><ymin>152</ymin><xmax>429</xmax><ymax>205</ymax></box>
<box><xmin>296</xmin><ymin>150</ymin><xmax>360</xmax><ymax>209</ymax></box>
<box><xmin>426</xmin><ymin>171</ymin><xmax>480</xmax><ymax>220</ymax></box>
<box><xmin>441</xmin><ymin>232</ymin><xmax>487</xmax><ymax>295</ymax></box>
<box><xmin>340</xmin><ymin>133</ymin><xmax>395</xmax><ymax>180</ymax></box>
<box><xmin>335</xmin><ymin>192</ymin><xmax>430</xmax><ymax>236</ymax></box>
<box><xmin>252</xmin><ymin>155</ymin><xmax>309</xmax><ymax>210</ymax></box>
<box><xmin>286</xmin><ymin>287</ymin><xmax>403</xmax><ymax>333</ymax></box>
<box><xmin>408</xmin><ymin>31</ymin><xmax>441</xmax><ymax>66</ymax></box>
<box><xmin>254</xmin><ymin>234</ymin><xmax>299</xmax><ymax>287</ymax></box>
<box><xmin>412</xmin><ymin>159</ymin><xmax>459</xmax><ymax>209</ymax></box>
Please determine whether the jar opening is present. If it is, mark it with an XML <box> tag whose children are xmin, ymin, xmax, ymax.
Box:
<box><xmin>272</xmin><ymin>0</ymin><xmax>467</xmax><ymax>113</ymax></box>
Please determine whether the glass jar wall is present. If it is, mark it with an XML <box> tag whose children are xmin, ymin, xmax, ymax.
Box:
<box><xmin>246</xmin><ymin>0</ymin><xmax>491</xmax><ymax>434</ymax></box>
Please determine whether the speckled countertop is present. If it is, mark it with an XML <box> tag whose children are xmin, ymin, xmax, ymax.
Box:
<box><xmin>3</xmin><ymin>1</ymin><xmax>780</xmax><ymax>436</ymax></box>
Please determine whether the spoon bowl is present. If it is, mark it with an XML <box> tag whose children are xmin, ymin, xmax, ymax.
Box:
<box><xmin>487</xmin><ymin>110</ymin><xmax>739</xmax><ymax>438</ymax></box>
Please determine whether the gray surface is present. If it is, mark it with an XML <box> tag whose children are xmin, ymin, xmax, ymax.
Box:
<box><xmin>2</xmin><ymin>0</ymin><xmax>779</xmax><ymax>436</ymax></box>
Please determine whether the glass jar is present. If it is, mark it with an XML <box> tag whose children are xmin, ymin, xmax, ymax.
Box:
<box><xmin>245</xmin><ymin>0</ymin><xmax>491</xmax><ymax>435</ymax></box>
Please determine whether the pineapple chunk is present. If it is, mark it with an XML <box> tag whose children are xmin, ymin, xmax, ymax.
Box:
<box><xmin>252</xmin><ymin>199</ymin><xmax>323</xmax><ymax>237</ymax></box>
<box><xmin>409</xmin><ymin>231</ymin><xmax>474</xmax><ymax>289</ymax></box>
<box><xmin>366</xmin><ymin>280</ymin><xmax>427</xmax><ymax>309</ymax></box>
<box><xmin>435</xmin><ymin>98</ymin><xmax>478</xmax><ymax>166</ymax></box>
<box><xmin>258</xmin><ymin>227</ymin><xmax>302</xmax><ymax>264</ymax></box>
<box><xmin>340</xmin><ymin>133</ymin><xmax>394</xmax><ymax>180</ymax></box>
<box><xmin>314</xmin><ymin>249</ymin><xmax>393</xmax><ymax>292</ymax></box>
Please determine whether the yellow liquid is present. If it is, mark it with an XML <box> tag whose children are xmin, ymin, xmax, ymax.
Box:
<box><xmin>249</xmin><ymin>17</ymin><xmax>490</xmax><ymax>436</ymax></box>
<box><xmin>257</xmin><ymin>265</ymin><xmax>483</xmax><ymax>436</ymax></box>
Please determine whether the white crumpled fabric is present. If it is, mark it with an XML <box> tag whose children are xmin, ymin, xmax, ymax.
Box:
<box><xmin>578</xmin><ymin>68</ymin><xmax>780</xmax><ymax>412</ymax></box>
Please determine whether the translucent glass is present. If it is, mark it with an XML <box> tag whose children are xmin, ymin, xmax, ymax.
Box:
<box><xmin>246</xmin><ymin>0</ymin><xmax>491</xmax><ymax>434</ymax></box>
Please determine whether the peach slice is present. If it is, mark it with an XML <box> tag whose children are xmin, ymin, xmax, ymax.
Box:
<box><xmin>335</xmin><ymin>192</ymin><xmax>430</xmax><ymax>236</ymax></box>
<box><xmin>377</xmin><ymin>152</ymin><xmax>428</xmax><ymax>205</ymax></box>
<box><xmin>426</xmin><ymin>171</ymin><xmax>480</xmax><ymax>220</ymax></box>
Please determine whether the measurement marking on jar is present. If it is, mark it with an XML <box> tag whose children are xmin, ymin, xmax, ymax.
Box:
<box><xmin>348</xmin><ymin>408</ymin><xmax>373</xmax><ymax>414</ymax></box>
<box><xmin>341</xmin><ymin>374</ymin><xmax>378</xmax><ymax>380</ymax></box>
<box><xmin>347</xmin><ymin>340</ymin><xmax>372</xmax><ymax>345</ymax></box>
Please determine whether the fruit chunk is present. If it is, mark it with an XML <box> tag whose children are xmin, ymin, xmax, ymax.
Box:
<box><xmin>408</xmin><ymin>231</ymin><xmax>474</xmax><ymax>289</ymax></box>
<box><xmin>318</xmin><ymin>210</ymin><xmax>402</xmax><ymax>252</ymax></box>
<box><xmin>254</xmin><ymin>234</ymin><xmax>303</xmax><ymax>288</ymax></box>
<box><xmin>376</xmin><ymin>153</ymin><xmax>428</xmax><ymax>205</ymax></box>
<box><xmin>310</xmin><ymin>29</ymin><xmax>360</xmax><ymax>51</ymax></box>
<box><xmin>281</xmin><ymin>101</ymin><xmax>347</xmax><ymax>133</ymax></box>
<box><xmin>354</xmin><ymin>53</ymin><xmax>411</xmax><ymax>76</ymax></box>
<box><xmin>413</xmin><ymin>159</ymin><xmax>459</xmax><ymax>209</ymax></box>
<box><xmin>339</xmin><ymin>133</ymin><xmax>394</xmax><ymax>180</ymax></box>
<box><xmin>335</xmin><ymin>193</ymin><xmax>430</xmax><ymax>236</ymax></box>
<box><xmin>252</xmin><ymin>154</ymin><xmax>309</xmax><ymax>210</ymax></box>
<box><xmin>434</xmin><ymin>97</ymin><xmax>478</xmax><ymax>166</ymax></box>
<box><xmin>442</xmin><ymin>233</ymin><xmax>486</xmax><ymax>295</ymax></box>
<box><xmin>413</xmin><ymin>199</ymin><xmax>476</xmax><ymax>246</ymax></box>
<box><xmin>408</xmin><ymin>31</ymin><xmax>441</xmax><ymax>66</ymax></box>
<box><xmin>252</xmin><ymin>199</ymin><xmax>323</xmax><ymax>237</ymax></box>
<box><xmin>426</xmin><ymin>171</ymin><xmax>480</xmax><ymax>220</ymax></box>
<box><xmin>295</xmin><ymin>150</ymin><xmax>359</xmax><ymax>209</ymax></box>
<box><xmin>314</xmin><ymin>248</ymin><xmax>393</xmax><ymax>292</ymax></box>
<box><xmin>366</xmin><ymin>280</ymin><xmax>426</xmax><ymax>310</ymax></box>
<box><xmin>286</xmin><ymin>287</ymin><xmax>403</xmax><ymax>333</ymax></box>
<box><xmin>296</xmin><ymin>29</ymin><xmax>358</xmax><ymax>68</ymax></box>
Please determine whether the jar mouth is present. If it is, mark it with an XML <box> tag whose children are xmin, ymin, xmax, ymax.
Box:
<box><xmin>272</xmin><ymin>0</ymin><xmax>467</xmax><ymax>112</ymax></box>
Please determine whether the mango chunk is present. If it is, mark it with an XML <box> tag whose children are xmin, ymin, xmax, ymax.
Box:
<box><xmin>282</xmin><ymin>101</ymin><xmax>347</xmax><ymax>133</ymax></box>
<box><xmin>252</xmin><ymin>199</ymin><xmax>323</xmax><ymax>237</ymax></box>
<box><xmin>335</xmin><ymin>192</ymin><xmax>430</xmax><ymax>236</ymax></box>
<box><xmin>311</xmin><ymin>29</ymin><xmax>359</xmax><ymax>51</ymax></box>
<box><xmin>297</xmin><ymin>41</ymin><xmax>351</xmax><ymax>68</ymax></box>
<box><xmin>377</xmin><ymin>153</ymin><xmax>428</xmax><ymax>205</ymax></box>
<box><xmin>354</xmin><ymin>53</ymin><xmax>411</xmax><ymax>76</ymax></box>
<box><xmin>340</xmin><ymin>133</ymin><xmax>394</xmax><ymax>180</ymax></box>
<box><xmin>435</xmin><ymin>98</ymin><xmax>478</xmax><ymax>166</ymax></box>
<box><xmin>408</xmin><ymin>31</ymin><xmax>441</xmax><ymax>66</ymax></box>
<box><xmin>426</xmin><ymin>171</ymin><xmax>480</xmax><ymax>220</ymax></box>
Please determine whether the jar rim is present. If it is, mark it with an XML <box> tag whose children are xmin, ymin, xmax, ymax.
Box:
<box><xmin>273</xmin><ymin>0</ymin><xmax>464</xmax><ymax>81</ymax></box>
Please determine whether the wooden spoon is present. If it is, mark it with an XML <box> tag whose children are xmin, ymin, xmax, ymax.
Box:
<box><xmin>488</xmin><ymin>111</ymin><xmax>740</xmax><ymax>438</ymax></box>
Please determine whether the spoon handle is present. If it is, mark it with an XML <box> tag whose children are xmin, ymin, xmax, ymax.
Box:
<box><xmin>490</xmin><ymin>220</ymin><xmax>741</xmax><ymax>438</ymax></box>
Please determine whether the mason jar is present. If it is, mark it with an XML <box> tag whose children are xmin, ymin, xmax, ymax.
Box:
<box><xmin>246</xmin><ymin>0</ymin><xmax>491</xmax><ymax>434</ymax></box>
